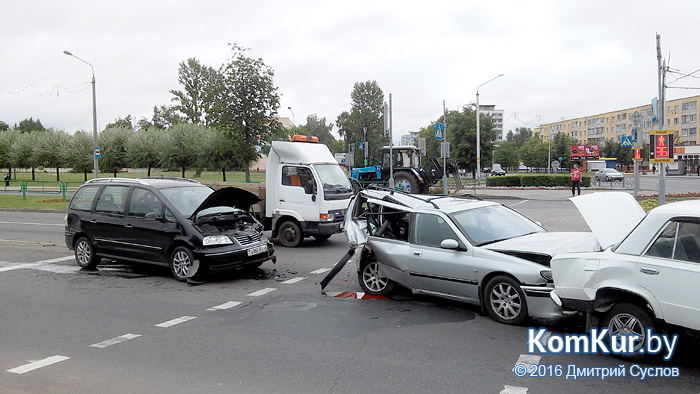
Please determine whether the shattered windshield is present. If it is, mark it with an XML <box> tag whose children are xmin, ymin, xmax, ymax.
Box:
<box><xmin>314</xmin><ymin>164</ymin><xmax>353</xmax><ymax>196</ymax></box>
<box><xmin>452</xmin><ymin>205</ymin><xmax>544</xmax><ymax>245</ymax></box>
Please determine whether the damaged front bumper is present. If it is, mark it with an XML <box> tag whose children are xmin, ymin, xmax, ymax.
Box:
<box><xmin>195</xmin><ymin>240</ymin><xmax>275</xmax><ymax>272</ymax></box>
<box><xmin>522</xmin><ymin>285</ymin><xmax>577</xmax><ymax>320</ymax></box>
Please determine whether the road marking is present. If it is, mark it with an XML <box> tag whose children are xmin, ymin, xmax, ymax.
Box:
<box><xmin>33</xmin><ymin>265</ymin><xmax>82</xmax><ymax>274</ymax></box>
<box><xmin>155</xmin><ymin>316</ymin><xmax>197</xmax><ymax>328</ymax></box>
<box><xmin>500</xmin><ymin>385</ymin><xmax>528</xmax><ymax>394</ymax></box>
<box><xmin>507</xmin><ymin>200</ymin><xmax>529</xmax><ymax>207</ymax></box>
<box><xmin>90</xmin><ymin>333</ymin><xmax>141</xmax><ymax>348</ymax></box>
<box><xmin>513</xmin><ymin>354</ymin><xmax>541</xmax><ymax>371</ymax></box>
<box><xmin>281</xmin><ymin>277</ymin><xmax>305</xmax><ymax>284</ymax></box>
<box><xmin>206</xmin><ymin>301</ymin><xmax>242</xmax><ymax>311</ymax></box>
<box><xmin>0</xmin><ymin>220</ymin><xmax>64</xmax><ymax>227</ymax></box>
<box><xmin>7</xmin><ymin>355</ymin><xmax>70</xmax><ymax>374</ymax></box>
<box><xmin>247</xmin><ymin>288</ymin><xmax>276</xmax><ymax>297</ymax></box>
<box><xmin>0</xmin><ymin>256</ymin><xmax>74</xmax><ymax>272</ymax></box>
<box><xmin>310</xmin><ymin>268</ymin><xmax>331</xmax><ymax>274</ymax></box>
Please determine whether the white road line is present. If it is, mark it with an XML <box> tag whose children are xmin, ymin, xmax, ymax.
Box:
<box><xmin>281</xmin><ymin>277</ymin><xmax>305</xmax><ymax>284</ymax></box>
<box><xmin>247</xmin><ymin>288</ymin><xmax>276</xmax><ymax>297</ymax></box>
<box><xmin>507</xmin><ymin>200</ymin><xmax>529</xmax><ymax>207</ymax></box>
<box><xmin>513</xmin><ymin>354</ymin><xmax>541</xmax><ymax>371</ymax></box>
<box><xmin>155</xmin><ymin>316</ymin><xmax>197</xmax><ymax>328</ymax></box>
<box><xmin>500</xmin><ymin>385</ymin><xmax>528</xmax><ymax>394</ymax></box>
<box><xmin>90</xmin><ymin>333</ymin><xmax>141</xmax><ymax>349</ymax></box>
<box><xmin>206</xmin><ymin>301</ymin><xmax>242</xmax><ymax>311</ymax></box>
<box><xmin>7</xmin><ymin>355</ymin><xmax>70</xmax><ymax>375</ymax></box>
<box><xmin>310</xmin><ymin>268</ymin><xmax>331</xmax><ymax>274</ymax></box>
<box><xmin>0</xmin><ymin>256</ymin><xmax>74</xmax><ymax>273</ymax></box>
<box><xmin>0</xmin><ymin>221</ymin><xmax>64</xmax><ymax>227</ymax></box>
<box><xmin>34</xmin><ymin>265</ymin><xmax>82</xmax><ymax>274</ymax></box>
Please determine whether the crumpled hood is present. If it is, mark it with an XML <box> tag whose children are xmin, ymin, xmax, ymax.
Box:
<box><xmin>569</xmin><ymin>192</ymin><xmax>645</xmax><ymax>250</ymax></box>
<box><xmin>483</xmin><ymin>232</ymin><xmax>600</xmax><ymax>257</ymax></box>
<box><xmin>189</xmin><ymin>187</ymin><xmax>261</xmax><ymax>219</ymax></box>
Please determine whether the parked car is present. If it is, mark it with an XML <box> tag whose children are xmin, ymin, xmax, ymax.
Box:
<box><xmin>595</xmin><ymin>168</ymin><xmax>624</xmax><ymax>182</ymax></box>
<box><xmin>550</xmin><ymin>192</ymin><xmax>700</xmax><ymax>359</ymax></box>
<box><xmin>343</xmin><ymin>188</ymin><xmax>600</xmax><ymax>325</ymax></box>
<box><xmin>491</xmin><ymin>167</ymin><xmax>506</xmax><ymax>176</ymax></box>
<box><xmin>65</xmin><ymin>177</ymin><xmax>275</xmax><ymax>281</ymax></box>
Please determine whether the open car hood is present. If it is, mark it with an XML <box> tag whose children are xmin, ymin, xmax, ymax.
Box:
<box><xmin>569</xmin><ymin>192</ymin><xmax>645</xmax><ymax>250</ymax></box>
<box><xmin>189</xmin><ymin>187</ymin><xmax>261</xmax><ymax>219</ymax></box>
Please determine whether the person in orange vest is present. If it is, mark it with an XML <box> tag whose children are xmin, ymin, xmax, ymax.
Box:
<box><xmin>571</xmin><ymin>164</ymin><xmax>582</xmax><ymax>197</ymax></box>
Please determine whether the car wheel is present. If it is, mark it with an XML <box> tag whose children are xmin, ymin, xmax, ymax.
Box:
<box><xmin>278</xmin><ymin>220</ymin><xmax>303</xmax><ymax>247</ymax></box>
<box><xmin>313</xmin><ymin>234</ymin><xmax>331</xmax><ymax>242</ymax></box>
<box><xmin>74</xmin><ymin>236</ymin><xmax>99</xmax><ymax>270</ymax></box>
<box><xmin>484</xmin><ymin>276</ymin><xmax>528</xmax><ymax>325</ymax></box>
<box><xmin>358</xmin><ymin>257</ymin><xmax>394</xmax><ymax>296</ymax></box>
<box><xmin>169</xmin><ymin>246</ymin><xmax>197</xmax><ymax>282</ymax></box>
<box><xmin>601</xmin><ymin>303</ymin><xmax>655</xmax><ymax>361</ymax></box>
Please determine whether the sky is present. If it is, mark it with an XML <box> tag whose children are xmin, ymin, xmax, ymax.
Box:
<box><xmin>3</xmin><ymin>0</ymin><xmax>700</xmax><ymax>143</ymax></box>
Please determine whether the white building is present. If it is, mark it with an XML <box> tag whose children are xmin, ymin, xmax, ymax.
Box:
<box><xmin>479</xmin><ymin>105</ymin><xmax>505</xmax><ymax>143</ymax></box>
<box><xmin>400</xmin><ymin>131</ymin><xmax>419</xmax><ymax>146</ymax></box>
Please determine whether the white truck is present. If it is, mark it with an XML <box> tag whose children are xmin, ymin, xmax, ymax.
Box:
<box><xmin>235</xmin><ymin>136</ymin><xmax>354</xmax><ymax>247</ymax></box>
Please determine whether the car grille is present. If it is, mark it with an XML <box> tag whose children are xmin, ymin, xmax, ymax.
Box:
<box><xmin>232</xmin><ymin>233</ymin><xmax>262</xmax><ymax>246</ymax></box>
<box><xmin>329</xmin><ymin>209</ymin><xmax>346</xmax><ymax>222</ymax></box>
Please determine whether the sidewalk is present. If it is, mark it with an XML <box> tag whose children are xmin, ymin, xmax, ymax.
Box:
<box><xmin>456</xmin><ymin>187</ymin><xmax>657</xmax><ymax>201</ymax></box>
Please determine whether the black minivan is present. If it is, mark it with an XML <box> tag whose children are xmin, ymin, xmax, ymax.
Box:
<box><xmin>65</xmin><ymin>177</ymin><xmax>275</xmax><ymax>281</ymax></box>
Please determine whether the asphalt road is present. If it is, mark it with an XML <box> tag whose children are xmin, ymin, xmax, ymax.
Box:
<box><xmin>0</xmin><ymin>201</ymin><xmax>698</xmax><ymax>393</ymax></box>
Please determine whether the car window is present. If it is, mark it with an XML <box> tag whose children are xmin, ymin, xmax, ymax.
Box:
<box><xmin>128</xmin><ymin>188</ymin><xmax>163</xmax><ymax>218</ymax></box>
<box><xmin>95</xmin><ymin>185</ymin><xmax>128</xmax><ymax>215</ymax></box>
<box><xmin>645</xmin><ymin>220</ymin><xmax>700</xmax><ymax>263</ymax></box>
<box><xmin>69</xmin><ymin>186</ymin><xmax>99</xmax><ymax>211</ymax></box>
<box><xmin>413</xmin><ymin>213</ymin><xmax>458</xmax><ymax>248</ymax></box>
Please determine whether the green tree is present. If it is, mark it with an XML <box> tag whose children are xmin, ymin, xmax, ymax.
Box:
<box><xmin>9</xmin><ymin>132</ymin><xmax>39</xmax><ymax>179</ymax></box>
<box><xmin>16</xmin><ymin>117</ymin><xmax>45</xmax><ymax>132</ymax></box>
<box><xmin>507</xmin><ymin>127</ymin><xmax>534</xmax><ymax>148</ymax></box>
<box><xmin>32</xmin><ymin>129</ymin><xmax>69</xmax><ymax>181</ymax></box>
<box><xmin>552</xmin><ymin>133</ymin><xmax>576</xmax><ymax>169</ymax></box>
<box><xmin>126</xmin><ymin>127</ymin><xmax>165</xmax><ymax>176</ymax></box>
<box><xmin>0</xmin><ymin>121</ymin><xmax>9</xmax><ymax>131</ymax></box>
<box><xmin>0</xmin><ymin>130</ymin><xmax>17</xmax><ymax>174</ymax></box>
<box><xmin>160</xmin><ymin>123</ymin><xmax>205</xmax><ymax>178</ymax></box>
<box><xmin>99</xmin><ymin>126</ymin><xmax>134</xmax><ymax>176</ymax></box>
<box><xmin>493</xmin><ymin>141</ymin><xmax>520</xmax><ymax>171</ymax></box>
<box><xmin>65</xmin><ymin>130</ymin><xmax>94</xmax><ymax>181</ymax></box>
<box><xmin>336</xmin><ymin>81</ymin><xmax>386</xmax><ymax>166</ymax></box>
<box><xmin>208</xmin><ymin>44</ymin><xmax>281</xmax><ymax>182</ymax></box>
<box><xmin>170</xmin><ymin>58</ymin><xmax>218</xmax><ymax>125</ymax></box>
<box><xmin>137</xmin><ymin>105</ymin><xmax>185</xmax><ymax>130</ymax></box>
<box><xmin>450</xmin><ymin>107</ymin><xmax>497</xmax><ymax>177</ymax></box>
<box><xmin>300</xmin><ymin>114</ymin><xmax>336</xmax><ymax>152</ymax></box>
<box><xmin>197</xmin><ymin>127</ymin><xmax>241</xmax><ymax>181</ymax></box>
<box><xmin>105</xmin><ymin>115</ymin><xmax>134</xmax><ymax>130</ymax></box>
<box><xmin>520</xmin><ymin>138</ymin><xmax>548</xmax><ymax>170</ymax></box>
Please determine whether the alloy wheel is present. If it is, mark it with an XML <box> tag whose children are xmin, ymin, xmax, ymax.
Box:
<box><xmin>490</xmin><ymin>282</ymin><xmax>522</xmax><ymax>320</ymax></box>
<box><xmin>172</xmin><ymin>250</ymin><xmax>191</xmax><ymax>278</ymax></box>
<box><xmin>362</xmin><ymin>261</ymin><xmax>388</xmax><ymax>292</ymax></box>
<box><xmin>608</xmin><ymin>313</ymin><xmax>646</xmax><ymax>351</ymax></box>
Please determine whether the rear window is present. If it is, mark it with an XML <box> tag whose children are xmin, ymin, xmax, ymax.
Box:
<box><xmin>69</xmin><ymin>186</ymin><xmax>100</xmax><ymax>211</ymax></box>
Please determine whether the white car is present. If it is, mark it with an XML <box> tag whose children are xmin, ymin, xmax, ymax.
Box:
<box><xmin>550</xmin><ymin>192</ymin><xmax>700</xmax><ymax>359</ymax></box>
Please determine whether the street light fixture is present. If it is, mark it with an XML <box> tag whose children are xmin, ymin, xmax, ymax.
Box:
<box><xmin>476</xmin><ymin>73</ymin><xmax>504</xmax><ymax>180</ymax></box>
<box><xmin>287</xmin><ymin>106</ymin><xmax>296</xmax><ymax>134</ymax></box>
<box><xmin>64</xmin><ymin>50</ymin><xmax>99</xmax><ymax>179</ymax></box>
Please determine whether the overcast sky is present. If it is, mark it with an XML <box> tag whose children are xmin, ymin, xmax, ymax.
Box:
<box><xmin>3</xmin><ymin>0</ymin><xmax>700</xmax><ymax>142</ymax></box>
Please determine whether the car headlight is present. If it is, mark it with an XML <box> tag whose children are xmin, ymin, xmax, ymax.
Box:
<box><xmin>203</xmin><ymin>235</ymin><xmax>233</xmax><ymax>246</ymax></box>
<box><xmin>540</xmin><ymin>270</ymin><xmax>553</xmax><ymax>282</ymax></box>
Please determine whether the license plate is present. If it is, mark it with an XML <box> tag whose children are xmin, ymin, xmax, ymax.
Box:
<box><xmin>247</xmin><ymin>244</ymin><xmax>267</xmax><ymax>256</ymax></box>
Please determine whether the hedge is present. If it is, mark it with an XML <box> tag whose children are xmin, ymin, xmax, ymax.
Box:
<box><xmin>485</xmin><ymin>175</ymin><xmax>591</xmax><ymax>187</ymax></box>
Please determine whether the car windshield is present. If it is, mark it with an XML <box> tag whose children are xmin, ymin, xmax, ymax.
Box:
<box><xmin>451</xmin><ymin>205</ymin><xmax>544</xmax><ymax>245</ymax></box>
<box><xmin>159</xmin><ymin>186</ymin><xmax>215</xmax><ymax>217</ymax></box>
<box><xmin>314</xmin><ymin>164</ymin><xmax>353</xmax><ymax>194</ymax></box>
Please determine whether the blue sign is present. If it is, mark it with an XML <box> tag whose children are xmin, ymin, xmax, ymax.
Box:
<box><xmin>620</xmin><ymin>136</ymin><xmax>633</xmax><ymax>147</ymax></box>
<box><xmin>435</xmin><ymin>123</ymin><xmax>444</xmax><ymax>141</ymax></box>
<box><xmin>358</xmin><ymin>142</ymin><xmax>364</xmax><ymax>151</ymax></box>
<box><xmin>95</xmin><ymin>148</ymin><xmax>101</xmax><ymax>159</ymax></box>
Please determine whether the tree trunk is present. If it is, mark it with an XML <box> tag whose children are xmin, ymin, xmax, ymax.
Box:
<box><xmin>84</xmin><ymin>170</ymin><xmax>87</xmax><ymax>182</ymax></box>
<box><xmin>56</xmin><ymin>167</ymin><xmax>60</xmax><ymax>182</ymax></box>
<box><xmin>182</xmin><ymin>167</ymin><xmax>185</xmax><ymax>178</ymax></box>
<box><xmin>32</xmin><ymin>167</ymin><xmax>35</xmax><ymax>181</ymax></box>
<box><xmin>114</xmin><ymin>169</ymin><xmax>117</xmax><ymax>177</ymax></box>
<box><xmin>222</xmin><ymin>167</ymin><xmax>227</xmax><ymax>182</ymax></box>
<box><xmin>194</xmin><ymin>169</ymin><xmax>202</xmax><ymax>177</ymax></box>
<box><xmin>244</xmin><ymin>160</ymin><xmax>250</xmax><ymax>182</ymax></box>
<box><xmin>147</xmin><ymin>165</ymin><xmax>151</xmax><ymax>177</ymax></box>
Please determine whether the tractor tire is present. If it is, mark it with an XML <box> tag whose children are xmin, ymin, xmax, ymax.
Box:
<box><xmin>393</xmin><ymin>172</ymin><xmax>420</xmax><ymax>194</ymax></box>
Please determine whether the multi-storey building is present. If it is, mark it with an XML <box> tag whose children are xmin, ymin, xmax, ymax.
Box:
<box><xmin>400</xmin><ymin>131</ymin><xmax>419</xmax><ymax>147</ymax></box>
<box><xmin>479</xmin><ymin>105</ymin><xmax>505</xmax><ymax>142</ymax></box>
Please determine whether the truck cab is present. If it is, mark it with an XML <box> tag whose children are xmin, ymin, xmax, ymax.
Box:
<box><xmin>266</xmin><ymin>135</ymin><xmax>354</xmax><ymax>247</ymax></box>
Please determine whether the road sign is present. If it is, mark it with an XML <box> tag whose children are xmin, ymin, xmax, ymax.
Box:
<box><xmin>94</xmin><ymin>148</ymin><xmax>101</xmax><ymax>159</ymax></box>
<box><xmin>435</xmin><ymin>123</ymin><xmax>444</xmax><ymax>141</ymax></box>
<box><xmin>440</xmin><ymin>141</ymin><xmax>450</xmax><ymax>158</ymax></box>
<box><xmin>551</xmin><ymin>160</ymin><xmax>560</xmax><ymax>170</ymax></box>
<box><xmin>416</xmin><ymin>137</ymin><xmax>426</xmax><ymax>156</ymax></box>
<box><xmin>620</xmin><ymin>135</ymin><xmax>633</xmax><ymax>147</ymax></box>
<box><xmin>358</xmin><ymin>142</ymin><xmax>364</xmax><ymax>151</ymax></box>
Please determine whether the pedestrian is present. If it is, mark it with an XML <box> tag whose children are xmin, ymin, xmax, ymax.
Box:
<box><xmin>4</xmin><ymin>171</ymin><xmax>9</xmax><ymax>187</ymax></box>
<box><xmin>665</xmin><ymin>165</ymin><xmax>669</xmax><ymax>176</ymax></box>
<box><xmin>697</xmin><ymin>165</ymin><xmax>699</xmax><ymax>176</ymax></box>
<box><xmin>652</xmin><ymin>165</ymin><xmax>656</xmax><ymax>175</ymax></box>
<box><xmin>571</xmin><ymin>164</ymin><xmax>581</xmax><ymax>197</ymax></box>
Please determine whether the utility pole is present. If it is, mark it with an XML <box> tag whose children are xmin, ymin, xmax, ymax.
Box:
<box><xmin>388</xmin><ymin>94</ymin><xmax>394</xmax><ymax>189</ymax></box>
<box><xmin>657</xmin><ymin>33</ymin><xmax>666</xmax><ymax>205</ymax></box>
<box><xmin>363</xmin><ymin>125</ymin><xmax>368</xmax><ymax>167</ymax></box>
<box><xmin>443</xmin><ymin>100</ymin><xmax>448</xmax><ymax>194</ymax></box>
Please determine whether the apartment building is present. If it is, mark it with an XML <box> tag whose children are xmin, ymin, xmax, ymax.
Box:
<box><xmin>479</xmin><ymin>105</ymin><xmax>505</xmax><ymax>142</ymax></box>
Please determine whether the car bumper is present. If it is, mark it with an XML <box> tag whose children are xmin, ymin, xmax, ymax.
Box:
<box><xmin>522</xmin><ymin>285</ymin><xmax>574</xmax><ymax>320</ymax></box>
<box><xmin>301</xmin><ymin>221</ymin><xmax>343</xmax><ymax>236</ymax></box>
<box><xmin>195</xmin><ymin>240</ymin><xmax>275</xmax><ymax>272</ymax></box>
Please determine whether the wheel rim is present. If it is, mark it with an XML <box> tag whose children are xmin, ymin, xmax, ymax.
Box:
<box><xmin>362</xmin><ymin>262</ymin><xmax>387</xmax><ymax>292</ymax></box>
<box><xmin>489</xmin><ymin>282</ymin><xmax>522</xmax><ymax>320</ymax></box>
<box><xmin>608</xmin><ymin>313</ymin><xmax>646</xmax><ymax>351</ymax></box>
<box><xmin>395</xmin><ymin>179</ymin><xmax>412</xmax><ymax>193</ymax></box>
<box><xmin>282</xmin><ymin>225</ymin><xmax>298</xmax><ymax>244</ymax></box>
<box><xmin>76</xmin><ymin>240</ymin><xmax>91</xmax><ymax>266</ymax></box>
<box><xmin>172</xmin><ymin>250</ymin><xmax>191</xmax><ymax>278</ymax></box>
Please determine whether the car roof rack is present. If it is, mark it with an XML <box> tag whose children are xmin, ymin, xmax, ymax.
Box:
<box><xmin>85</xmin><ymin>178</ymin><xmax>149</xmax><ymax>185</ymax></box>
<box><xmin>139</xmin><ymin>176</ymin><xmax>201</xmax><ymax>183</ymax></box>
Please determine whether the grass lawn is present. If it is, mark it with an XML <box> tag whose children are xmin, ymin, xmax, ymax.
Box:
<box><xmin>0</xmin><ymin>194</ymin><xmax>70</xmax><ymax>210</ymax></box>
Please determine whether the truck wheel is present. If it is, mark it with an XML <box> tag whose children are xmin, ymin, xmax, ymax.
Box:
<box><xmin>278</xmin><ymin>220</ymin><xmax>303</xmax><ymax>247</ymax></box>
<box><xmin>394</xmin><ymin>172</ymin><xmax>419</xmax><ymax>193</ymax></box>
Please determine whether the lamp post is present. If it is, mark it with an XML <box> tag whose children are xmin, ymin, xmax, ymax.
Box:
<box><xmin>476</xmin><ymin>74</ymin><xmax>503</xmax><ymax>180</ymax></box>
<box><xmin>287</xmin><ymin>106</ymin><xmax>296</xmax><ymax>134</ymax></box>
<box><xmin>64</xmin><ymin>50</ymin><xmax>99</xmax><ymax>179</ymax></box>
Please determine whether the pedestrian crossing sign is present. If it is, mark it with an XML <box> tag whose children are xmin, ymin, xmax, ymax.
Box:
<box><xmin>435</xmin><ymin>123</ymin><xmax>444</xmax><ymax>141</ymax></box>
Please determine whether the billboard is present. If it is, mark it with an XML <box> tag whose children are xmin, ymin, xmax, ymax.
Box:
<box><xmin>570</xmin><ymin>145</ymin><xmax>600</xmax><ymax>159</ymax></box>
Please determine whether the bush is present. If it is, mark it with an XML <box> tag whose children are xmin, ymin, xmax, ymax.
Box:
<box><xmin>485</xmin><ymin>174</ymin><xmax>591</xmax><ymax>187</ymax></box>
<box><xmin>485</xmin><ymin>176</ymin><xmax>521</xmax><ymax>187</ymax></box>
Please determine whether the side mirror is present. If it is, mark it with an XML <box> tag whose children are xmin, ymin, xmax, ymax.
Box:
<box><xmin>440</xmin><ymin>239</ymin><xmax>460</xmax><ymax>250</ymax></box>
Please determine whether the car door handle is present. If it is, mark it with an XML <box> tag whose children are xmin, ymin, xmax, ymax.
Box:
<box><xmin>125</xmin><ymin>224</ymin><xmax>133</xmax><ymax>228</ymax></box>
<box><xmin>640</xmin><ymin>267</ymin><xmax>659</xmax><ymax>275</ymax></box>
<box><xmin>412</xmin><ymin>251</ymin><xmax>422</xmax><ymax>257</ymax></box>
<box><xmin>279</xmin><ymin>199</ymin><xmax>285</xmax><ymax>202</ymax></box>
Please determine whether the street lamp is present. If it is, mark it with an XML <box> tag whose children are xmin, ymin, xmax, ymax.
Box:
<box><xmin>476</xmin><ymin>73</ymin><xmax>504</xmax><ymax>180</ymax></box>
<box><xmin>287</xmin><ymin>106</ymin><xmax>296</xmax><ymax>134</ymax></box>
<box><xmin>64</xmin><ymin>50</ymin><xmax>99</xmax><ymax>179</ymax></box>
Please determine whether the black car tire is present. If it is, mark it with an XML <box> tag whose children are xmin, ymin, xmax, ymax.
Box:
<box><xmin>601</xmin><ymin>303</ymin><xmax>656</xmax><ymax>361</ymax></box>
<box><xmin>169</xmin><ymin>246</ymin><xmax>197</xmax><ymax>282</ymax></box>
<box><xmin>278</xmin><ymin>220</ymin><xmax>303</xmax><ymax>247</ymax></box>
<box><xmin>313</xmin><ymin>234</ymin><xmax>331</xmax><ymax>242</ymax></box>
<box><xmin>394</xmin><ymin>172</ymin><xmax>419</xmax><ymax>194</ymax></box>
<box><xmin>484</xmin><ymin>275</ymin><xmax>528</xmax><ymax>325</ymax></box>
<box><xmin>358</xmin><ymin>257</ymin><xmax>394</xmax><ymax>296</ymax></box>
<box><xmin>74</xmin><ymin>236</ymin><xmax>99</xmax><ymax>270</ymax></box>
